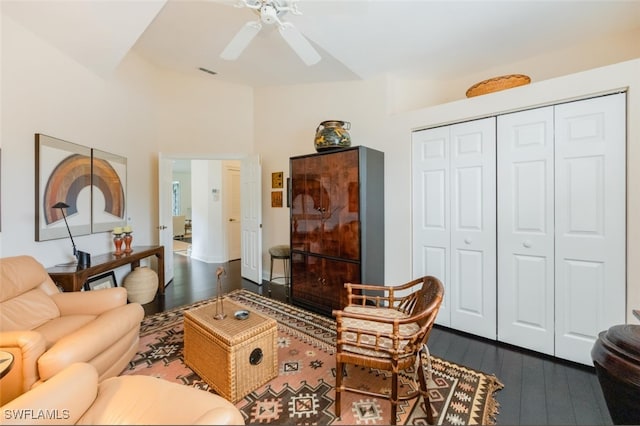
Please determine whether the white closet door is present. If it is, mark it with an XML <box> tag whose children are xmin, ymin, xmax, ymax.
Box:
<box><xmin>554</xmin><ymin>93</ymin><xmax>626</xmax><ymax>365</ymax></box>
<box><xmin>497</xmin><ymin>106</ymin><xmax>555</xmax><ymax>354</ymax></box>
<box><xmin>449</xmin><ymin>119</ymin><xmax>497</xmax><ymax>339</ymax></box>
<box><xmin>412</xmin><ymin>126</ymin><xmax>451</xmax><ymax>326</ymax></box>
<box><xmin>412</xmin><ymin>118</ymin><xmax>496</xmax><ymax>336</ymax></box>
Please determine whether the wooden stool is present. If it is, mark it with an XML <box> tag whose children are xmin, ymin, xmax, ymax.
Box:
<box><xmin>268</xmin><ymin>245</ymin><xmax>290</xmax><ymax>299</ymax></box>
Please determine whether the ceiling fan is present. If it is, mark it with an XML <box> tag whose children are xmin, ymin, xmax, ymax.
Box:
<box><xmin>220</xmin><ymin>0</ymin><xmax>321</xmax><ymax>66</ymax></box>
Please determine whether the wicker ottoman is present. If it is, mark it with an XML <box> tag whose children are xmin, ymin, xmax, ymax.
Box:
<box><xmin>184</xmin><ymin>299</ymin><xmax>278</xmax><ymax>402</ymax></box>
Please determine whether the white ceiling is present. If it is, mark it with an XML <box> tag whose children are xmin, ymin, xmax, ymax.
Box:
<box><xmin>134</xmin><ymin>0</ymin><xmax>640</xmax><ymax>87</ymax></box>
<box><xmin>3</xmin><ymin>0</ymin><xmax>640</xmax><ymax>88</ymax></box>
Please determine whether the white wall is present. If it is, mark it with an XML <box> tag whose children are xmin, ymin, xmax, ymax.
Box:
<box><xmin>0</xmin><ymin>13</ymin><xmax>253</xmax><ymax>278</ymax></box>
<box><xmin>190</xmin><ymin>160</ymin><xmax>225</xmax><ymax>263</ymax></box>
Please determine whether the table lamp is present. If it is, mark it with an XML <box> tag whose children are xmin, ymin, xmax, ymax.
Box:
<box><xmin>52</xmin><ymin>202</ymin><xmax>91</xmax><ymax>267</ymax></box>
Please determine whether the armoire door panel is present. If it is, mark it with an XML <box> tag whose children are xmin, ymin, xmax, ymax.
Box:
<box><xmin>554</xmin><ymin>93</ymin><xmax>626</xmax><ymax>365</ymax></box>
<box><xmin>290</xmin><ymin>146</ymin><xmax>384</xmax><ymax>317</ymax></box>
<box><xmin>498</xmin><ymin>105</ymin><xmax>555</xmax><ymax>355</ymax></box>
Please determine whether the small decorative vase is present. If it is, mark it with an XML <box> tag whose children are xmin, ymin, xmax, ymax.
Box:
<box><xmin>123</xmin><ymin>233</ymin><xmax>133</xmax><ymax>253</ymax></box>
<box><xmin>113</xmin><ymin>235</ymin><xmax>123</xmax><ymax>255</ymax></box>
<box><xmin>314</xmin><ymin>120</ymin><xmax>351</xmax><ymax>152</ymax></box>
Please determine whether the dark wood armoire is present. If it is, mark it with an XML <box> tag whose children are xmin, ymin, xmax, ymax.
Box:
<box><xmin>289</xmin><ymin>146</ymin><xmax>384</xmax><ymax>316</ymax></box>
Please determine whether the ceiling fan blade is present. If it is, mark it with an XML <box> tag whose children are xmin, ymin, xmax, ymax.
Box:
<box><xmin>220</xmin><ymin>21</ymin><xmax>262</xmax><ymax>60</ymax></box>
<box><xmin>278</xmin><ymin>22</ymin><xmax>321</xmax><ymax>66</ymax></box>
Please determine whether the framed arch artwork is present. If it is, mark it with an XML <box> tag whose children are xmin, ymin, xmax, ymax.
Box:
<box><xmin>35</xmin><ymin>134</ymin><xmax>127</xmax><ymax>241</ymax></box>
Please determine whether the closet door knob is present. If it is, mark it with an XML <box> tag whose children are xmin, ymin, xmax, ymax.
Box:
<box><xmin>464</xmin><ymin>237</ymin><xmax>472</xmax><ymax>245</ymax></box>
<box><xmin>523</xmin><ymin>240</ymin><xmax>532</xmax><ymax>248</ymax></box>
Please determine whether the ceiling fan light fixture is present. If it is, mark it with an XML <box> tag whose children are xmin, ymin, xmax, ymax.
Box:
<box><xmin>220</xmin><ymin>0</ymin><xmax>320</xmax><ymax>65</ymax></box>
<box><xmin>260</xmin><ymin>4</ymin><xmax>279</xmax><ymax>24</ymax></box>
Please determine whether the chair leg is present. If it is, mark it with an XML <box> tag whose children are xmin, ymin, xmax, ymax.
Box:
<box><xmin>417</xmin><ymin>359</ymin><xmax>434</xmax><ymax>425</ymax></box>
<box><xmin>269</xmin><ymin>256</ymin><xmax>274</xmax><ymax>282</ymax></box>
<box><xmin>335</xmin><ymin>361</ymin><xmax>343</xmax><ymax>418</ymax></box>
<box><xmin>391</xmin><ymin>371</ymin><xmax>398</xmax><ymax>425</ymax></box>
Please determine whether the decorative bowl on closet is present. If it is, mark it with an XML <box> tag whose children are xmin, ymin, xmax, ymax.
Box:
<box><xmin>466</xmin><ymin>74</ymin><xmax>531</xmax><ymax>98</ymax></box>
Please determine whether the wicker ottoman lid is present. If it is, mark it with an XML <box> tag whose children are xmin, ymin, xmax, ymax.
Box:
<box><xmin>466</xmin><ymin>74</ymin><xmax>531</xmax><ymax>98</ymax></box>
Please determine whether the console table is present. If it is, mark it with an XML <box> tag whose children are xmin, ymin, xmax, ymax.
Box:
<box><xmin>47</xmin><ymin>245</ymin><xmax>165</xmax><ymax>295</ymax></box>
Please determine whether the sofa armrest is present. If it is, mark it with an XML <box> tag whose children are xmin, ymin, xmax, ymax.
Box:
<box><xmin>51</xmin><ymin>287</ymin><xmax>127</xmax><ymax>316</ymax></box>
<box><xmin>0</xmin><ymin>363</ymin><xmax>98</xmax><ymax>425</ymax></box>
<box><xmin>0</xmin><ymin>331</ymin><xmax>47</xmax><ymax>403</ymax></box>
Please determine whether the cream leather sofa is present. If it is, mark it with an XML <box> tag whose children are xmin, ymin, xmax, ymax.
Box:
<box><xmin>1</xmin><ymin>362</ymin><xmax>245</xmax><ymax>425</ymax></box>
<box><xmin>0</xmin><ymin>256</ymin><xmax>144</xmax><ymax>405</ymax></box>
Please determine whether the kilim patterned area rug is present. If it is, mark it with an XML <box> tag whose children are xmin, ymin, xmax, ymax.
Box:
<box><xmin>121</xmin><ymin>289</ymin><xmax>503</xmax><ymax>425</ymax></box>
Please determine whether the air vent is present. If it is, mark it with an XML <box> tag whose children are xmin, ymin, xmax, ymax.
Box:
<box><xmin>198</xmin><ymin>67</ymin><xmax>217</xmax><ymax>75</ymax></box>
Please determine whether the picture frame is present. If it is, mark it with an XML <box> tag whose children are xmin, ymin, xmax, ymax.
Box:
<box><xmin>35</xmin><ymin>134</ymin><xmax>128</xmax><ymax>240</ymax></box>
<box><xmin>271</xmin><ymin>171</ymin><xmax>283</xmax><ymax>189</ymax></box>
<box><xmin>271</xmin><ymin>191</ymin><xmax>283</xmax><ymax>208</ymax></box>
<box><xmin>84</xmin><ymin>271</ymin><xmax>117</xmax><ymax>291</ymax></box>
<box><xmin>91</xmin><ymin>149</ymin><xmax>127</xmax><ymax>233</ymax></box>
<box><xmin>35</xmin><ymin>134</ymin><xmax>92</xmax><ymax>241</ymax></box>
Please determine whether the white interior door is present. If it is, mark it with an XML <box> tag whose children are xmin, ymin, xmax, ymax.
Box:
<box><xmin>449</xmin><ymin>118</ymin><xmax>496</xmax><ymax>339</ymax></box>
<box><xmin>158</xmin><ymin>154</ymin><xmax>174</xmax><ymax>285</ymax></box>
<box><xmin>412</xmin><ymin>125</ymin><xmax>452</xmax><ymax>327</ymax></box>
<box><xmin>240</xmin><ymin>155</ymin><xmax>262</xmax><ymax>283</ymax></box>
<box><xmin>554</xmin><ymin>93</ymin><xmax>626</xmax><ymax>365</ymax></box>
<box><xmin>497</xmin><ymin>106</ymin><xmax>555</xmax><ymax>355</ymax></box>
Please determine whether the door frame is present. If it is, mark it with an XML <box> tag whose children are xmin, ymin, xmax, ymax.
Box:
<box><xmin>158</xmin><ymin>152</ymin><xmax>261</xmax><ymax>285</ymax></box>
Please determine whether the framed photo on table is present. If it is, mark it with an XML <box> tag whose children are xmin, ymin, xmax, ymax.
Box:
<box><xmin>84</xmin><ymin>271</ymin><xmax>117</xmax><ymax>291</ymax></box>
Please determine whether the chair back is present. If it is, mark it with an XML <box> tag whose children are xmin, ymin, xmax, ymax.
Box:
<box><xmin>408</xmin><ymin>276</ymin><xmax>444</xmax><ymax>349</ymax></box>
<box><xmin>0</xmin><ymin>256</ymin><xmax>61</xmax><ymax>332</ymax></box>
<box><xmin>413</xmin><ymin>276</ymin><xmax>444</xmax><ymax>326</ymax></box>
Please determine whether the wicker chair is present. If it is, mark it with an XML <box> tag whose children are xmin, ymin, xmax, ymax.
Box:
<box><xmin>332</xmin><ymin>276</ymin><xmax>444</xmax><ymax>425</ymax></box>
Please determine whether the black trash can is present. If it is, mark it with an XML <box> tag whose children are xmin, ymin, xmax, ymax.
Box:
<box><xmin>591</xmin><ymin>324</ymin><xmax>640</xmax><ymax>425</ymax></box>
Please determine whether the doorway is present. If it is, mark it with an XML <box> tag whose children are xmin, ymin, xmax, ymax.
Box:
<box><xmin>158</xmin><ymin>153</ymin><xmax>262</xmax><ymax>286</ymax></box>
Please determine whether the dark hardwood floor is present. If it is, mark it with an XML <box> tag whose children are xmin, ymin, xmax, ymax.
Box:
<box><xmin>143</xmin><ymin>251</ymin><xmax>613</xmax><ymax>426</ymax></box>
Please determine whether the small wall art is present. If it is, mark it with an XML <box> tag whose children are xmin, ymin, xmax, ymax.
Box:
<box><xmin>271</xmin><ymin>171</ymin><xmax>283</xmax><ymax>189</ymax></box>
<box><xmin>271</xmin><ymin>191</ymin><xmax>283</xmax><ymax>208</ymax></box>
